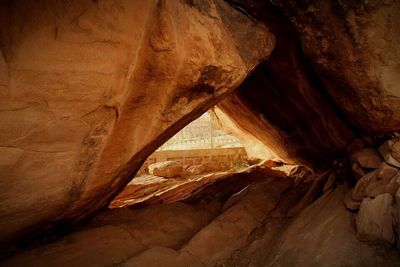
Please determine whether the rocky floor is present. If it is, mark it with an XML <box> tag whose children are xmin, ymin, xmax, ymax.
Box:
<box><xmin>110</xmin><ymin>162</ymin><xmax>286</xmax><ymax>209</ymax></box>
<box><xmin>2</xmin><ymin>162</ymin><xmax>400</xmax><ymax>267</ymax></box>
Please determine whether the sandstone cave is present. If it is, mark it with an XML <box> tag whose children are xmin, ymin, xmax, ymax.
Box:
<box><xmin>0</xmin><ymin>0</ymin><xmax>400</xmax><ymax>266</ymax></box>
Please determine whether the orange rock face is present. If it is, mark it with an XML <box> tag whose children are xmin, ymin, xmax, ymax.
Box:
<box><xmin>0</xmin><ymin>0</ymin><xmax>274</xmax><ymax>244</ymax></box>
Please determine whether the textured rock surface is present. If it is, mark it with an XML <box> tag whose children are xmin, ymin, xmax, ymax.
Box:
<box><xmin>180</xmin><ymin>178</ymin><xmax>292</xmax><ymax>266</ymax></box>
<box><xmin>380</xmin><ymin>140</ymin><xmax>400</xmax><ymax>168</ymax></box>
<box><xmin>352</xmin><ymin>163</ymin><xmax>367</xmax><ymax>181</ymax></box>
<box><xmin>217</xmin><ymin>2</ymin><xmax>354</xmax><ymax>170</ymax></box>
<box><xmin>110</xmin><ymin>162</ymin><xmax>287</xmax><ymax>208</ymax></box>
<box><xmin>1</xmin><ymin>202</ymin><xmax>213</xmax><ymax>267</ymax></box>
<box><xmin>1</xmin><ymin>0</ymin><xmax>400</xmax><ymax>264</ymax></box>
<box><xmin>0</xmin><ymin>169</ymin><xmax>294</xmax><ymax>267</ymax></box>
<box><xmin>392</xmin><ymin>139</ymin><xmax>400</xmax><ymax>161</ymax></box>
<box><xmin>148</xmin><ymin>161</ymin><xmax>183</xmax><ymax>178</ymax></box>
<box><xmin>352</xmin><ymin>170</ymin><xmax>378</xmax><ymax>201</ymax></box>
<box><xmin>270</xmin><ymin>0</ymin><xmax>400</xmax><ymax>133</ymax></box>
<box><xmin>351</xmin><ymin>148</ymin><xmax>383</xmax><ymax>169</ymax></box>
<box><xmin>344</xmin><ymin>188</ymin><xmax>361</xmax><ymax>211</ymax></box>
<box><xmin>352</xmin><ymin>164</ymin><xmax>400</xmax><ymax>201</ymax></box>
<box><xmin>395</xmin><ymin>188</ymin><xmax>400</xmax><ymax>248</ymax></box>
<box><xmin>184</xmin><ymin>164</ymin><xmax>205</xmax><ymax>176</ymax></box>
<box><xmin>0</xmin><ymin>0</ymin><xmax>273</xmax><ymax>244</ymax></box>
<box><xmin>356</xmin><ymin>193</ymin><xmax>395</xmax><ymax>246</ymax></box>
<box><xmin>2</xmin><ymin>173</ymin><xmax>400</xmax><ymax>266</ymax></box>
<box><xmin>264</xmin><ymin>186</ymin><xmax>400</xmax><ymax>266</ymax></box>
<box><xmin>209</xmin><ymin>107</ymin><xmax>278</xmax><ymax>160</ymax></box>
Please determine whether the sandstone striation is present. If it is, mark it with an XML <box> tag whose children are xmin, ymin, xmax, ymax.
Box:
<box><xmin>0</xmin><ymin>0</ymin><xmax>400</xmax><ymax>265</ymax></box>
<box><xmin>0</xmin><ymin>0</ymin><xmax>273</xmax><ymax>244</ymax></box>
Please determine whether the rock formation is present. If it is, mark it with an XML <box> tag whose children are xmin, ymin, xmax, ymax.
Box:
<box><xmin>0</xmin><ymin>0</ymin><xmax>400</xmax><ymax>266</ymax></box>
<box><xmin>0</xmin><ymin>0</ymin><xmax>273</xmax><ymax>245</ymax></box>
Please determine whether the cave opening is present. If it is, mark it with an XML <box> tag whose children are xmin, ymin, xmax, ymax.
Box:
<box><xmin>109</xmin><ymin>110</ymin><xmax>281</xmax><ymax>209</ymax></box>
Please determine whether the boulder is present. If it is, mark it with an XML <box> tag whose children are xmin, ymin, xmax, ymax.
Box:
<box><xmin>362</xmin><ymin>163</ymin><xmax>400</xmax><ymax>198</ymax></box>
<box><xmin>365</xmin><ymin>173</ymin><xmax>400</xmax><ymax>198</ymax></box>
<box><xmin>352</xmin><ymin>163</ymin><xmax>400</xmax><ymax>199</ymax></box>
<box><xmin>0</xmin><ymin>0</ymin><xmax>274</xmax><ymax>243</ymax></box>
<box><xmin>376</xmin><ymin>162</ymin><xmax>399</xmax><ymax>180</ymax></box>
<box><xmin>265</xmin><ymin>186</ymin><xmax>400</xmax><ymax>267</ymax></box>
<box><xmin>352</xmin><ymin>170</ymin><xmax>378</xmax><ymax>201</ymax></box>
<box><xmin>148</xmin><ymin>161</ymin><xmax>184</xmax><ymax>178</ymax></box>
<box><xmin>184</xmin><ymin>165</ymin><xmax>205</xmax><ymax>176</ymax></box>
<box><xmin>379</xmin><ymin>141</ymin><xmax>400</xmax><ymax>168</ymax></box>
<box><xmin>351</xmin><ymin>163</ymin><xmax>367</xmax><ymax>181</ymax></box>
<box><xmin>344</xmin><ymin>189</ymin><xmax>360</xmax><ymax>211</ymax></box>
<box><xmin>356</xmin><ymin>193</ymin><xmax>395</xmax><ymax>246</ymax></box>
<box><xmin>395</xmin><ymin>188</ymin><xmax>400</xmax><ymax>248</ymax></box>
<box><xmin>392</xmin><ymin>139</ymin><xmax>400</xmax><ymax>162</ymax></box>
<box><xmin>350</xmin><ymin>148</ymin><xmax>383</xmax><ymax>169</ymax></box>
<box><xmin>203</xmin><ymin>161</ymin><xmax>222</xmax><ymax>172</ymax></box>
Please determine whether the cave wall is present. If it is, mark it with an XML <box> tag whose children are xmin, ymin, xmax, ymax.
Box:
<box><xmin>217</xmin><ymin>1</ymin><xmax>355</xmax><ymax>170</ymax></box>
<box><xmin>0</xmin><ymin>0</ymin><xmax>399</xmax><ymax>248</ymax></box>
<box><xmin>209</xmin><ymin>107</ymin><xmax>278</xmax><ymax>160</ymax></box>
<box><xmin>271</xmin><ymin>0</ymin><xmax>400</xmax><ymax>133</ymax></box>
<box><xmin>217</xmin><ymin>0</ymin><xmax>400</xmax><ymax>169</ymax></box>
<box><xmin>0</xmin><ymin>0</ymin><xmax>273</xmax><ymax>245</ymax></box>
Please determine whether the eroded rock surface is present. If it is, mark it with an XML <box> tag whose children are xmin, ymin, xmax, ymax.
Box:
<box><xmin>264</xmin><ymin>186</ymin><xmax>400</xmax><ymax>267</ymax></box>
<box><xmin>148</xmin><ymin>161</ymin><xmax>184</xmax><ymax>178</ymax></box>
<box><xmin>217</xmin><ymin>1</ymin><xmax>355</xmax><ymax>170</ymax></box>
<box><xmin>356</xmin><ymin>193</ymin><xmax>395</xmax><ymax>246</ymax></box>
<box><xmin>270</xmin><ymin>0</ymin><xmax>400</xmax><ymax>133</ymax></box>
<box><xmin>1</xmin><ymin>168</ymin><xmax>296</xmax><ymax>267</ymax></box>
<box><xmin>0</xmin><ymin>0</ymin><xmax>273</xmax><ymax>244</ymax></box>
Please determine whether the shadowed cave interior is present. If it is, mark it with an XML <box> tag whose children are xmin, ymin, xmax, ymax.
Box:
<box><xmin>0</xmin><ymin>0</ymin><xmax>400</xmax><ymax>266</ymax></box>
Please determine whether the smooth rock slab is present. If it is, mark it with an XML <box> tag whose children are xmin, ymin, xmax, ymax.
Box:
<box><xmin>356</xmin><ymin>193</ymin><xmax>395</xmax><ymax>246</ymax></box>
<box><xmin>1</xmin><ymin>226</ymin><xmax>147</xmax><ymax>267</ymax></box>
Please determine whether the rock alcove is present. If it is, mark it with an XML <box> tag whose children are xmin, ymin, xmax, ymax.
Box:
<box><xmin>0</xmin><ymin>0</ymin><xmax>399</xmax><ymax>266</ymax></box>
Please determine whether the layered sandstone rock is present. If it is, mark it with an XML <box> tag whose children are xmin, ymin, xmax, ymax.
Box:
<box><xmin>209</xmin><ymin>107</ymin><xmax>278</xmax><ymax>160</ymax></box>
<box><xmin>269</xmin><ymin>0</ymin><xmax>400</xmax><ymax>133</ymax></box>
<box><xmin>264</xmin><ymin>186</ymin><xmax>400</xmax><ymax>266</ymax></box>
<box><xmin>0</xmin><ymin>0</ymin><xmax>400</xmax><ymax>264</ymax></box>
<box><xmin>0</xmin><ymin>0</ymin><xmax>273</xmax><ymax>245</ymax></box>
<box><xmin>217</xmin><ymin>1</ymin><xmax>355</xmax><ymax>170</ymax></box>
<box><xmin>0</xmin><ymin>168</ymin><xmax>292</xmax><ymax>267</ymax></box>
